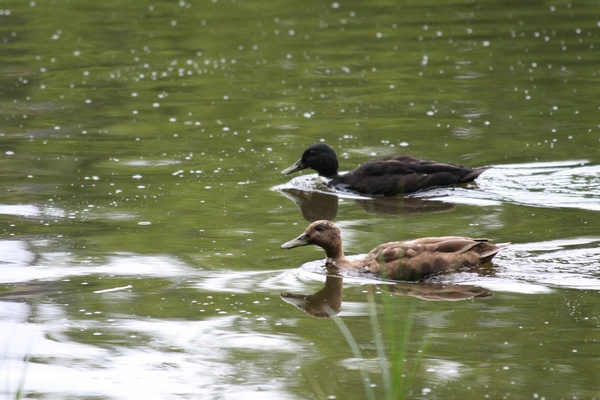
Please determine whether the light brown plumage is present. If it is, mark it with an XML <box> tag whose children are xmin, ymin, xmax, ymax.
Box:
<box><xmin>281</xmin><ymin>220</ymin><xmax>509</xmax><ymax>281</ymax></box>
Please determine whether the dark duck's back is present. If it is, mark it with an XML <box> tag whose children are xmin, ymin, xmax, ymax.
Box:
<box><xmin>281</xmin><ymin>143</ymin><xmax>488</xmax><ymax>196</ymax></box>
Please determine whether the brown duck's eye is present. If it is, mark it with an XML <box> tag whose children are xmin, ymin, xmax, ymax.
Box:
<box><xmin>314</xmin><ymin>225</ymin><xmax>324</xmax><ymax>232</ymax></box>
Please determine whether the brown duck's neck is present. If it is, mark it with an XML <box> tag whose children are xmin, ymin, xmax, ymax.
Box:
<box><xmin>321</xmin><ymin>241</ymin><xmax>343</xmax><ymax>259</ymax></box>
<box><xmin>321</xmin><ymin>237</ymin><xmax>356</xmax><ymax>270</ymax></box>
<box><xmin>325</xmin><ymin>250</ymin><xmax>355</xmax><ymax>271</ymax></box>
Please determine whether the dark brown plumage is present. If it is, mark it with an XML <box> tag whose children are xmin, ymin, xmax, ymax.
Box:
<box><xmin>281</xmin><ymin>220</ymin><xmax>509</xmax><ymax>281</ymax></box>
<box><xmin>281</xmin><ymin>143</ymin><xmax>488</xmax><ymax>195</ymax></box>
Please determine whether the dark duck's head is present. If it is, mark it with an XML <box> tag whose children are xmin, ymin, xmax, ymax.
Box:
<box><xmin>281</xmin><ymin>143</ymin><xmax>339</xmax><ymax>178</ymax></box>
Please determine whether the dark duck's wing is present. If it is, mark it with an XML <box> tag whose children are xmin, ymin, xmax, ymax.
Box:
<box><xmin>331</xmin><ymin>155</ymin><xmax>489</xmax><ymax>195</ymax></box>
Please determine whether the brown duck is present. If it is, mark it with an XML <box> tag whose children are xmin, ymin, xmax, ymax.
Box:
<box><xmin>281</xmin><ymin>143</ymin><xmax>488</xmax><ymax>195</ymax></box>
<box><xmin>281</xmin><ymin>220</ymin><xmax>509</xmax><ymax>281</ymax></box>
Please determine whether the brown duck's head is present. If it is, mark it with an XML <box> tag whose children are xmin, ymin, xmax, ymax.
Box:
<box><xmin>280</xmin><ymin>220</ymin><xmax>343</xmax><ymax>256</ymax></box>
<box><xmin>280</xmin><ymin>143</ymin><xmax>339</xmax><ymax>178</ymax></box>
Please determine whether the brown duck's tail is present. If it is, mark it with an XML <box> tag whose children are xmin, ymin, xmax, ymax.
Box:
<box><xmin>479</xmin><ymin>242</ymin><xmax>511</xmax><ymax>263</ymax></box>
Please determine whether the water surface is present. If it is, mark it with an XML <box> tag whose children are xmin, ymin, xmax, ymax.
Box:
<box><xmin>1</xmin><ymin>0</ymin><xmax>599</xmax><ymax>399</ymax></box>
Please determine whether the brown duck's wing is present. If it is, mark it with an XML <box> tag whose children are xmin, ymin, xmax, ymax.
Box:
<box><xmin>359</xmin><ymin>238</ymin><xmax>508</xmax><ymax>281</ymax></box>
<box><xmin>332</xmin><ymin>157</ymin><xmax>487</xmax><ymax>195</ymax></box>
<box><xmin>406</xmin><ymin>236</ymin><xmax>509</xmax><ymax>259</ymax></box>
<box><xmin>358</xmin><ymin>241</ymin><xmax>458</xmax><ymax>280</ymax></box>
<box><xmin>399</xmin><ymin>236</ymin><xmax>486</xmax><ymax>248</ymax></box>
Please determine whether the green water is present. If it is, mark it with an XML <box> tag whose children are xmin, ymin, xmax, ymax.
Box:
<box><xmin>1</xmin><ymin>0</ymin><xmax>599</xmax><ymax>398</ymax></box>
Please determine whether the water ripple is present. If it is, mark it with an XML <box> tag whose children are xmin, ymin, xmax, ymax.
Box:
<box><xmin>276</xmin><ymin>160</ymin><xmax>600</xmax><ymax>212</ymax></box>
<box><xmin>420</xmin><ymin>160</ymin><xmax>600</xmax><ymax>211</ymax></box>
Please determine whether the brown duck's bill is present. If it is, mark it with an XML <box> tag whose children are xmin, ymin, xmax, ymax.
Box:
<box><xmin>281</xmin><ymin>159</ymin><xmax>305</xmax><ymax>175</ymax></box>
<box><xmin>280</xmin><ymin>234</ymin><xmax>310</xmax><ymax>249</ymax></box>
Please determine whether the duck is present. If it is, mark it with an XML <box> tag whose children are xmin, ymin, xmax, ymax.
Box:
<box><xmin>281</xmin><ymin>143</ymin><xmax>488</xmax><ymax>195</ymax></box>
<box><xmin>280</xmin><ymin>220</ymin><xmax>509</xmax><ymax>281</ymax></box>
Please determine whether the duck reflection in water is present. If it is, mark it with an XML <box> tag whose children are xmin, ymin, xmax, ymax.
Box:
<box><xmin>281</xmin><ymin>261</ymin><xmax>493</xmax><ymax>318</ymax></box>
<box><xmin>278</xmin><ymin>187</ymin><xmax>454</xmax><ymax>221</ymax></box>
<box><xmin>281</xmin><ymin>260</ymin><xmax>343</xmax><ymax>318</ymax></box>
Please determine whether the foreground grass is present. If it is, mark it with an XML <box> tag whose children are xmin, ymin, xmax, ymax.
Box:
<box><xmin>329</xmin><ymin>286</ymin><xmax>427</xmax><ymax>400</ymax></box>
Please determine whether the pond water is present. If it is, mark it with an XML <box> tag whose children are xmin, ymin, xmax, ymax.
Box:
<box><xmin>1</xmin><ymin>0</ymin><xmax>599</xmax><ymax>398</ymax></box>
